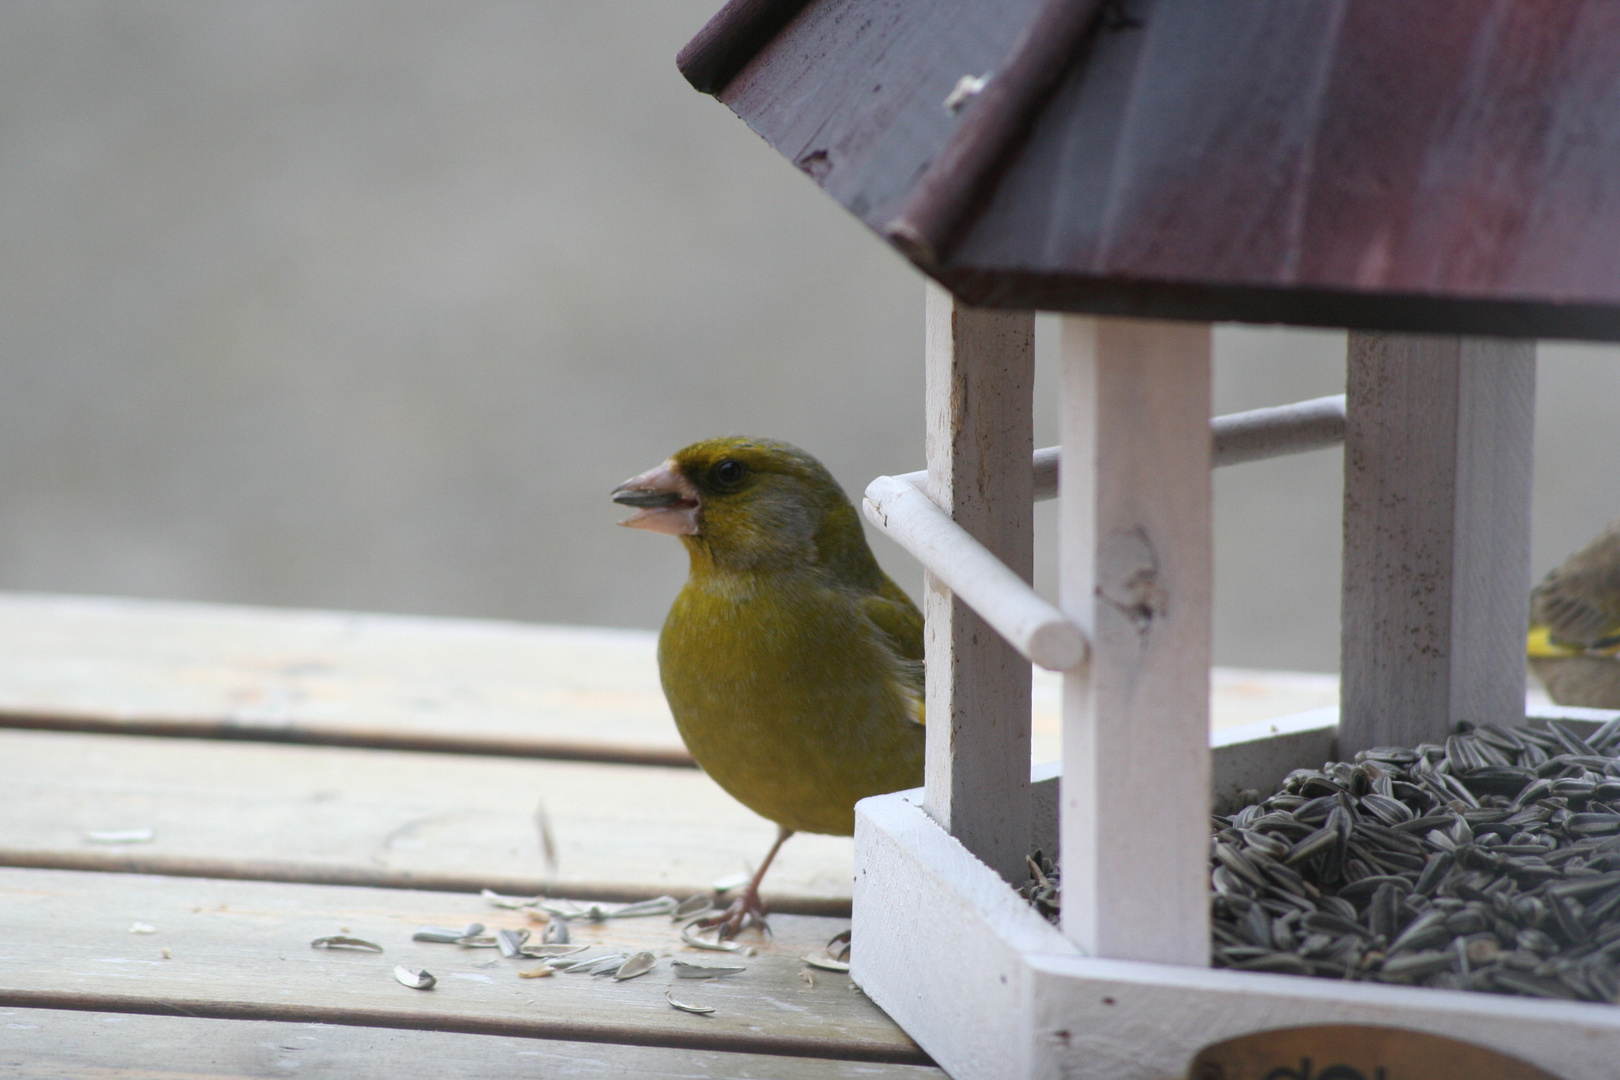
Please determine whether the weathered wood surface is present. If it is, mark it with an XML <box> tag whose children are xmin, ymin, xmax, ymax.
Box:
<box><xmin>709</xmin><ymin>0</ymin><xmax>1620</xmax><ymax>339</ymax></box>
<box><xmin>0</xmin><ymin>592</ymin><xmax>690</xmax><ymax>764</ymax></box>
<box><xmin>0</xmin><ymin>1008</ymin><xmax>947</xmax><ymax>1080</ymax></box>
<box><xmin>0</xmin><ymin>867</ymin><xmax>925</xmax><ymax>1065</ymax></box>
<box><xmin>0</xmin><ymin>591</ymin><xmax>1336</xmax><ymax>771</ymax></box>
<box><xmin>921</xmin><ymin>284</ymin><xmax>1036</xmax><ymax>884</ymax></box>
<box><xmin>1057</xmin><ymin>316</ymin><xmax>1211</xmax><ymax>966</ymax></box>
<box><xmin>0</xmin><ymin>729</ymin><xmax>855</xmax><ymax>911</ymax></box>
<box><xmin>721</xmin><ymin>0</ymin><xmax>1042</xmax><ymax>237</ymax></box>
<box><xmin>1339</xmin><ymin>332</ymin><xmax>1536</xmax><ymax>754</ymax></box>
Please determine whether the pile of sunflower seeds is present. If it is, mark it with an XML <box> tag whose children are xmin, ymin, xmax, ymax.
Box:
<box><xmin>1021</xmin><ymin>717</ymin><xmax>1620</xmax><ymax>1003</ymax></box>
<box><xmin>1018</xmin><ymin>850</ymin><xmax>1061</xmax><ymax>923</ymax></box>
<box><xmin>1212</xmin><ymin>716</ymin><xmax>1620</xmax><ymax>1001</ymax></box>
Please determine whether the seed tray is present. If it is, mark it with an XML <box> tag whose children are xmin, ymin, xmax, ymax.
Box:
<box><xmin>852</xmin><ymin>706</ymin><xmax>1620</xmax><ymax>1080</ymax></box>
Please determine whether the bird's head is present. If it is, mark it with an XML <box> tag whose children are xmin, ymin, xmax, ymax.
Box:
<box><xmin>612</xmin><ymin>437</ymin><xmax>872</xmax><ymax>574</ymax></box>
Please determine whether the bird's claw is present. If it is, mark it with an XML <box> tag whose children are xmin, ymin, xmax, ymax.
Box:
<box><xmin>697</xmin><ymin>889</ymin><xmax>771</xmax><ymax>940</ymax></box>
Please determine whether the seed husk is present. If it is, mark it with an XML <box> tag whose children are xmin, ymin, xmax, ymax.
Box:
<box><xmin>613</xmin><ymin>951</ymin><xmax>657</xmax><ymax>980</ymax></box>
<box><xmin>393</xmin><ymin>966</ymin><xmax>435</xmax><ymax>990</ymax></box>
<box><xmin>310</xmin><ymin>936</ymin><xmax>383</xmax><ymax>952</ymax></box>
<box><xmin>666</xmin><ymin>989</ymin><xmax>716</xmax><ymax>1015</ymax></box>
<box><xmin>672</xmin><ymin>960</ymin><xmax>746</xmax><ymax>978</ymax></box>
<box><xmin>803</xmin><ymin>953</ymin><xmax>852</xmax><ymax>972</ymax></box>
<box><xmin>496</xmin><ymin>928</ymin><xmax>530</xmax><ymax>958</ymax></box>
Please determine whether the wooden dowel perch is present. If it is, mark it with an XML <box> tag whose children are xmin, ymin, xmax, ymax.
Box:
<box><xmin>894</xmin><ymin>394</ymin><xmax>1347</xmax><ymax>501</ymax></box>
<box><xmin>863</xmin><ymin>475</ymin><xmax>1088</xmax><ymax>672</ymax></box>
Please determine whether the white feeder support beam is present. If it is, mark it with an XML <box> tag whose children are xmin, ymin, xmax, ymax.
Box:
<box><xmin>1340</xmin><ymin>332</ymin><xmax>1536</xmax><ymax>755</ymax></box>
<box><xmin>1059</xmin><ymin>315</ymin><xmax>1213</xmax><ymax>966</ymax></box>
<box><xmin>915</xmin><ymin>286</ymin><xmax>1038</xmax><ymax>886</ymax></box>
<box><xmin>892</xmin><ymin>394</ymin><xmax>1347</xmax><ymax>501</ymax></box>
<box><xmin>863</xmin><ymin>475</ymin><xmax>1087</xmax><ymax>673</ymax></box>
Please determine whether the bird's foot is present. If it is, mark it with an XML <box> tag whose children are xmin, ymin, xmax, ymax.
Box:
<box><xmin>697</xmin><ymin>884</ymin><xmax>771</xmax><ymax>940</ymax></box>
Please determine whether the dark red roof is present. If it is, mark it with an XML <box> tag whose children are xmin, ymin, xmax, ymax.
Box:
<box><xmin>681</xmin><ymin>0</ymin><xmax>1620</xmax><ymax>341</ymax></box>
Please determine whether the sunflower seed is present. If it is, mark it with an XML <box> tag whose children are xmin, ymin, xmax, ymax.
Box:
<box><xmin>310</xmin><ymin>935</ymin><xmax>383</xmax><ymax>952</ymax></box>
<box><xmin>496</xmin><ymin>928</ymin><xmax>530</xmax><ymax>958</ymax></box>
<box><xmin>666</xmin><ymin>989</ymin><xmax>716</xmax><ymax>1015</ymax></box>
<box><xmin>613</xmin><ymin>951</ymin><xmax>657</xmax><ymax>980</ymax></box>
<box><xmin>393</xmin><ymin>966</ymin><xmax>435</xmax><ymax>990</ymax></box>
<box><xmin>804</xmin><ymin>954</ymin><xmax>851</xmax><ymax>972</ymax></box>
<box><xmin>672</xmin><ymin>960</ymin><xmax>746</xmax><ymax>978</ymax></box>
<box><xmin>680</xmin><ymin>923</ymin><xmax>748</xmax><ymax>952</ymax></box>
<box><xmin>673</xmin><ymin>894</ymin><xmax>714</xmax><ymax>920</ymax></box>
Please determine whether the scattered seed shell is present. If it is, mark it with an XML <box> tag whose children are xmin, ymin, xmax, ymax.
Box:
<box><xmin>672</xmin><ymin>960</ymin><xmax>746</xmax><ymax>979</ymax></box>
<box><xmin>412</xmin><ymin>926</ymin><xmax>467</xmax><ymax>944</ymax></box>
<box><xmin>542</xmin><ymin>919</ymin><xmax>570</xmax><ymax>945</ymax></box>
<box><xmin>519</xmin><ymin>943</ymin><xmax>588</xmax><ymax>959</ymax></box>
<box><xmin>673</xmin><ymin>894</ymin><xmax>714</xmax><ymax>920</ymax></box>
<box><xmin>393</xmin><ymin>965</ymin><xmax>436</xmax><ymax>990</ymax></box>
<box><xmin>680</xmin><ymin>923</ymin><xmax>746</xmax><ymax>952</ymax></box>
<box><xmin>803</xmin><ymin>954</ymin><xmax>851</xmax><ymax>973</ymax></box>
<box><xmin>128</xmin><ymin>923</ymin><xmax>157</xmax><ymax>934</ymax></box>
<box><xmin>496</xmin><ymin>928</ymin><xmax>531</xmax><ymax>958</ymax></box>
<box><xmin>481</xmin><ymin>888</ymin><xmax>541</xmax><ymax>909</ymax></box>
<box><xmin>517</xmin><ymin>965</ymin><xmax>554</xmax><ymax>979</ymax></box>
<box><xmin>310</xmin><ymin>935</ymin><xmax>383</xmax><ymax>952</ymax></box>
<box><xmin>613</xmin><ymin>951</ymin><xmax>657</xmax><ymax>980</ymax></box>
<box><xmin>666</xmin><ymin>989</ymin><xmax>716</xmax><ymax>1015</ymax></box>
<box><xmin>712</xmin><ymin>871</ymin><xmax>751</xmax><ymax>893</ymax></box>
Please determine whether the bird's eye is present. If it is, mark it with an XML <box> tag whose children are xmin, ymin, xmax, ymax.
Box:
<box><xmin>711</xmin><ymin>459</ymin><xmax>747</xmax><ymax>489</ymax></box>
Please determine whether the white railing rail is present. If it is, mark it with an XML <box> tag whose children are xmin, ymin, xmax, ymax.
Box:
<box><xmin>863</xmin><ymin>475</ymin><xmax>1088</xmax><ymax>672</ymax></box>
<box><xmin>865</xmin><ymin>394</ymin><xmax>1348</xmax><ymax>671</ymax></box>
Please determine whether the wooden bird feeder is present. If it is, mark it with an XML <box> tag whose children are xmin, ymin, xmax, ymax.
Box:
<box><xmin>679</xmin><ymin>1</ymin><xmax>1620</xmax><ymax>1077</ymax></box>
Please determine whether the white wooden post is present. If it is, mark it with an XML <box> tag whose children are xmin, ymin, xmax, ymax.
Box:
<box><xmin>1058</xmin><ymin>316</ymin><xmax>1212</xmax><ymax>965</ymax></box>
<box><xmin>1340</xmin><ymin>332</ymin><xmax>1536</xmax><ymax>756</ymax></box>
<box><xmin>922</xmin><ymin>280</ymin><xmax>1034</xmax><ymax>885</ymax></box>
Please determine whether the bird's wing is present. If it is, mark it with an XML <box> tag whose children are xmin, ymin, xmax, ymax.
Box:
<box><xmin>1531</xmin><ymin>519</ymin><xmax>1620</xmax><ymax>654</ymax></box>
<box><xmin>860</xmin><ymin>579</ymin><xmax>925</xmax><ymax>724</ymax></box>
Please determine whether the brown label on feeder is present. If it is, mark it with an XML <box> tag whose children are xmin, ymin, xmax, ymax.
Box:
<box><xmin>1187</xmin><ymin>1024</ymin><xmax>1565</xmax><ymax>1080</ymax></box>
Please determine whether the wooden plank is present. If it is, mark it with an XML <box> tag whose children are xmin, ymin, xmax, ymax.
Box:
<box><xmin>1057</xmin><ymin>316</ymin><xmax>1211</xmax><ymax>965</ymax></box>
<box><xmin>0</xmin><ymin>1008</ymin><xmax>946</xmax><ymax>1079</ymax></box>
<box><xmin>921</xmin><ymin>283</ymin><xmax>1035</xmax><ymax>884</ymax></box>
<box><xmin>0</xmin><ymin>592</ymin><xmax>691</xmax><ymax>764</ymax></box>
<box><xmin>0</xmin><ymin>729</ymin><xmax>854</xmax><ymax>913</ymax></box>
<box><xmin>0</xmin><ymin>867</ymin><xmax>925</xmax><ymax>1065</ymax></box>
<box><xmin>1339</xmin><ymin>332</ymin><xmax>1536</xmax><ymax>754</ymax></box>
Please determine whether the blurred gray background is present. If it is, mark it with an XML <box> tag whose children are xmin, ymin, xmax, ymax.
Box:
<box><xmin>2</xmin><ymin>1</ymin><xmax>1618</xmax><ymax>674</ymax></box>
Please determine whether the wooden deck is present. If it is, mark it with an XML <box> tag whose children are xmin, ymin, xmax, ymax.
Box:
<box><xmin>0</xmin><ymin>592</ymin><xmax>1340</xmax><ymax>1077</ymax></box>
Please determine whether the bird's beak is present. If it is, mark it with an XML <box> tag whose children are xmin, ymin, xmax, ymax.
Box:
<box><xmin>611</xmin><ymin>460</ymin><xmax>700</xmax><ymax>536</ymax></box>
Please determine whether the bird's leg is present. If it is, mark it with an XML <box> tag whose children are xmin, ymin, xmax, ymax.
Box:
<box><xmin>702</xmin><ymin>825</ymin><xmax>794</xmax><ymax>939</ymax></box>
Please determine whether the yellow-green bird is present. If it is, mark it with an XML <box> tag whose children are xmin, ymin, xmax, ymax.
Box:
<box><xmin>612</xmin><ymin>437</ymin><xmax>924</xmax><ymax>935</ymax></box>
<box><xmin>1529</xmin><ymin>517</ymin><xmax>1620</xmax><ymax>709</ymax></box>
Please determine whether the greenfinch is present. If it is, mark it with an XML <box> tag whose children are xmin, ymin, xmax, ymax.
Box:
<box><xmin>612</xmin><ymin>437</ymin><xmax>924</xmax><ymax>934</ymax></box>
<box><xmin>1528</xmin><ymin>517</ymin><xmax>1620</xmax><ymax>708</ymax></box>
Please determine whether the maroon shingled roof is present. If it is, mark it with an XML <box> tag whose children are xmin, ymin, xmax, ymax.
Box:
<box><xmin>680</xmin><ymin>0</ymin><xmax>1620</xmax><ymax>341</ymax></box>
